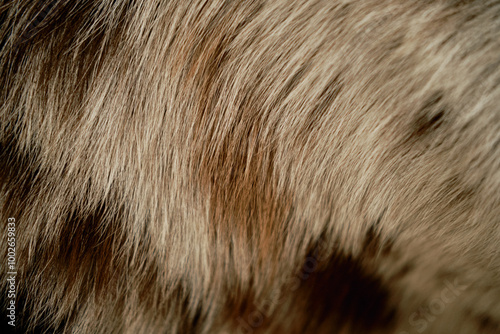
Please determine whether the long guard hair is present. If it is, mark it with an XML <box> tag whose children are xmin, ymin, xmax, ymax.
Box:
<box><xmin>1</xmin><ymin>1</ymin><xmax>500</xmax><ymax>333</ymax></box>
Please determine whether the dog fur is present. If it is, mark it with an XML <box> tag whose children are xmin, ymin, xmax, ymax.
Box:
<box><xmin>1</xmin><ymin>0</ymin><xmax>500</xmax><ymax>333</ymax></box>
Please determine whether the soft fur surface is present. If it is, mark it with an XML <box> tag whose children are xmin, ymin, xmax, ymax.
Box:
<box><xmin>1</xmin><ymin>0</ymin><xmax>500</xmax><ymax>333</ymax></box>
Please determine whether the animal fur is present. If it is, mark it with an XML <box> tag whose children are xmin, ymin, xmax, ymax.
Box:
<box><xmin>1</xmin><ymin>0</ymin><xmax>500</xmax><ymax>333</ymax></box>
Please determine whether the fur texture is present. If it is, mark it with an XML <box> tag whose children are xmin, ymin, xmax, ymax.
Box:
<box><xmin>1</xmin><ymin>0</ymin><xmax>500</xmax><ymax>333</ymax></box>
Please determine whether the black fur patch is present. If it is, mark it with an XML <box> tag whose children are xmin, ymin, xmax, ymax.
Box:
<box><xmin>299</xmin><ymin>251</ymin><xmax>397</xmax><ymax>332</ymax></box>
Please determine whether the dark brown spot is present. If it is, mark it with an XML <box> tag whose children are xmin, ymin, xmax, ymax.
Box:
<box><xmin>17</xmin><ymin>0</ymin><xmax>59</xmax><ymax>45</ymax></box>
<box><xmin>296</xmin><ymin>250</ymin><xmax>397</xmax><ymax>332</ymax></box>
<box><xmin>381</xmin><ymin>238</ymin><xmax>395</xmax><ymax>256</ymax></box>
<box><xmin>0</xmin><ymin>138</ymin><xmax>42</xmax><ymax>219</ymax></box>
<box><xmin>412</xmin><ymin>92</ymin><xmax>447</xmax><ymax>137</ymax></box>
<box><xmin>475</xmin><ymin>313</ymin><xmax>500</xmax><ymax>331</ymax></box>
<box><xmin>391</xmin><ymin>263</ymin><xmax>414</xmax><ymax>281</ymax></box>
<box><xmin>362</xmin><ymin>211</ymin><xmax>387</xmax><ymax>258</ymax></box>
<box><xmin>387</xmin><ymin>35</ymin><xmax>404</xmax><ymax>51</ymax></box>
<box><xmin>363</xmin><ymin>225</ymin><xmax>381</xmax><ymax>259</ymax></box>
